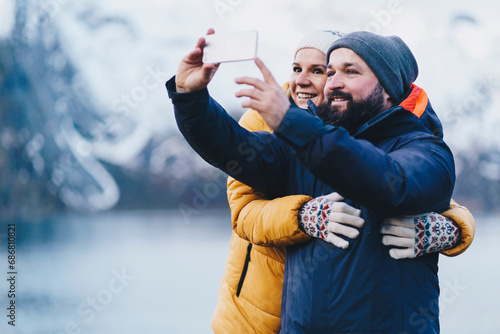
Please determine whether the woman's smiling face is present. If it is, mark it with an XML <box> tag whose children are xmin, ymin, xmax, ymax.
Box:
<box><xmin>289</xmin><ymin>48</ymin><xmax>328</xmax><ymax>109</ymax></box>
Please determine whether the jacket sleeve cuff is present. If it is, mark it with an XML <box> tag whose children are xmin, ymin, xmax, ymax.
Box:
<box><xmin>165</xmin><ymin>75</ymin><xmax>208</xmax><ymax>103</ymax></box>
<box><xmin>440</xmin><ymin>199</ymin><xmax>476</xmax><ymax>257</ymax></box>
<box><xmin>275</xmin><ymin>105</ymin><xmax>329</xmax><ymax>149</ymax></box>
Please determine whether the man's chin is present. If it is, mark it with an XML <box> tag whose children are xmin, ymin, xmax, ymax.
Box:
<box><xmin>328</xmin><ymin>104</ymin><xmax>347</xmax><ymax>115</ymax></box>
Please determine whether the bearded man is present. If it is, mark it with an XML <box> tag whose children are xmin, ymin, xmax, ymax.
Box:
<box><xmin>167</xmin><ymin>31</ymin><xmax>455</xmax><ymax>333</ymax></box>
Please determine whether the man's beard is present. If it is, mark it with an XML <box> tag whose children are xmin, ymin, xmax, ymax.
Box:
<box><xmin>317</xmin><ymin>83</ymin><xmax>386</xmax><ymax>134</ymax></box>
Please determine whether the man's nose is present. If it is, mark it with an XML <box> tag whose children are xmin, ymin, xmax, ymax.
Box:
<box><xmin>325</xmin><ymin>74</ymin><xmax>343</xmax><ymax>92</ymax></box>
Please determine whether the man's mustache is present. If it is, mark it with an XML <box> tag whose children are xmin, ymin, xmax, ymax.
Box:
<box><xmin>327</xmin><ymin>90</ymin><xmax>352</xmax><ymax>103</ymax></box>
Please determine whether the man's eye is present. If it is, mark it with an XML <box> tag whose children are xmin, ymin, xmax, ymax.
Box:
<box><xmin>327</xmin><ymin>71</ymin><xmax>335</xmax><ymax>77</ymax></box>
<box><xmin>347</xmin><ymin>69</ymin><xmax>358</xmax><ymax>75</ymax></box>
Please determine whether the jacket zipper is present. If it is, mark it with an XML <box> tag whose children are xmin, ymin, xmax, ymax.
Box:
<box><xmin>236</xmin><ymin>243</ymin><xmax>252</xmax><ymax>297</ymax></box>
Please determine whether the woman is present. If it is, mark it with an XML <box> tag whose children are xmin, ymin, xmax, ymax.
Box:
<box><xmin>211</xmin><ymin>30</ymin><xmax>475</xmax><ymax>333</ymax></box>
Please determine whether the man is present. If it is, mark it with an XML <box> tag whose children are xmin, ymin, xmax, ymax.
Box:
<box><xmin>167</xmin><ymin>31</ymin><xmax>454</xmax><ymax>333</ymax></box>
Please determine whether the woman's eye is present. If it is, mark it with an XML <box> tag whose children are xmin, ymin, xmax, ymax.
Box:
<box><xmin>313</xmin><ymin>69</ymin><xmax>325</xmax><ymax>75</ymax></box>
<box><xmin>293</xmin><ymin>67</ymin><xmax>302</xmax><ymax>73</ymax></box>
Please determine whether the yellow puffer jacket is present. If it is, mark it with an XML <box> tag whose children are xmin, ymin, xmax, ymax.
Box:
<box><xmin>211</xmin><ymin>85</ymin><xmax>476</xmax><ymax>334</ymax></box>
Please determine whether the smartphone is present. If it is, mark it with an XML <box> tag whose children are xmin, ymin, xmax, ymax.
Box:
<box><xmin>203</xmin><ymin>30</ymin><xmax>258</xmax><ymax>64</ymax></box>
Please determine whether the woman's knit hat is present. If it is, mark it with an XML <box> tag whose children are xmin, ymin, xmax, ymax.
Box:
<box><xmin>326</xmin><ymin>31</ymin><xmax>418</xmax><ymax>103</ymax></box>
<box><xmin>294</xmin><ymin>30</ymin><xmax>345</xmax><ymax>57</ymax></box>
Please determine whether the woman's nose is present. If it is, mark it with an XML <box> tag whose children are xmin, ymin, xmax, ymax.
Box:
<box><xmin>296</xmin><ymin>72</ymin><xmax>310</xmax><ymax>86</ymax></box>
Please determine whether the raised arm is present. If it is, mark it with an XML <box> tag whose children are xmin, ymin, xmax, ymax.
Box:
<box><xmin>168</xmin><ymin>76</ymin><xmax>291</xmax><ymax>199</ymax></box>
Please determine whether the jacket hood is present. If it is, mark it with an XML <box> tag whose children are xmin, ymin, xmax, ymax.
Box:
<box><xmin>402</xmin><ymin>84</ymin><xmax>444</xmax><ymax>139</ymax></box>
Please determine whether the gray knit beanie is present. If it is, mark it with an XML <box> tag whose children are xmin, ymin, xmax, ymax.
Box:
<box><xmin>326</xmin><ymin>31</ymin><xmax>418</xmax><ymax>103</ymax></box>
<box><xmin>295</xmin><ymin>30</ymin><xmax>345</xmax><ymax>57</ymax></box>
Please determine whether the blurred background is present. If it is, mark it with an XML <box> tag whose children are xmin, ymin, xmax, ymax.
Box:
<box><xmin>0</xmin><ymin>0</ymin><xmax>499</xmax><ymax>333</ymax></box>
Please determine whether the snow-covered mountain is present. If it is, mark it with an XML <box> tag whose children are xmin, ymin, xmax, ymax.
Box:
<box><xmin>1</xmin><ymin>0</ymin><xmax>499</xmax><ymax>215</ymax></box>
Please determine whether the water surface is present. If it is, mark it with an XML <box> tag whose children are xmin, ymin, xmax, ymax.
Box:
<box><xmin>0</xmin><ymin>210</ymin><xmax>498</xmax><ymax>333</ymax></box>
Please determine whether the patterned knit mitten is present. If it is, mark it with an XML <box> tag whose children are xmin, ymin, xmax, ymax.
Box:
<box><xmin>381</xmin><ymin>212</ymin><xmax>460</xmax><ymax>259</ymax></box>
<box><xmin>413</xmin><ymin>212</ymin><xmax>460</xmax><ymax>257</ymax></box>
<box><xmin>299</xmin><ymin>193</ymin><xmax>364</xmax><ymax>249</ymax></box>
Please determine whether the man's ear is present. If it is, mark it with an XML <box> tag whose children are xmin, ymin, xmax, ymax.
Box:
<box><xmin>383</xmin><ymin>89</ymin><xmax>394</xmax><ymax>109</ymax></box>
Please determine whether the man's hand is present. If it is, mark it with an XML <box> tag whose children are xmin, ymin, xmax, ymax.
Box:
<box><xmin>298</xmin><ymin>192</ymin><xmax>365</xmax><ymax>249</ymax></box>
<box><xmin>235</xmin><ymin>58</ymin><xmax>290</xmax><ymax>130</ymax></box>
<box><xmin>381</xmin><ymin>212</ymin><xmax>460</xmax><ymax>259</ymax></box>
<box><xmin>176</xmin><ymin>28</ymin><xmax>220</xmax><ymax>93</ymax></box>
